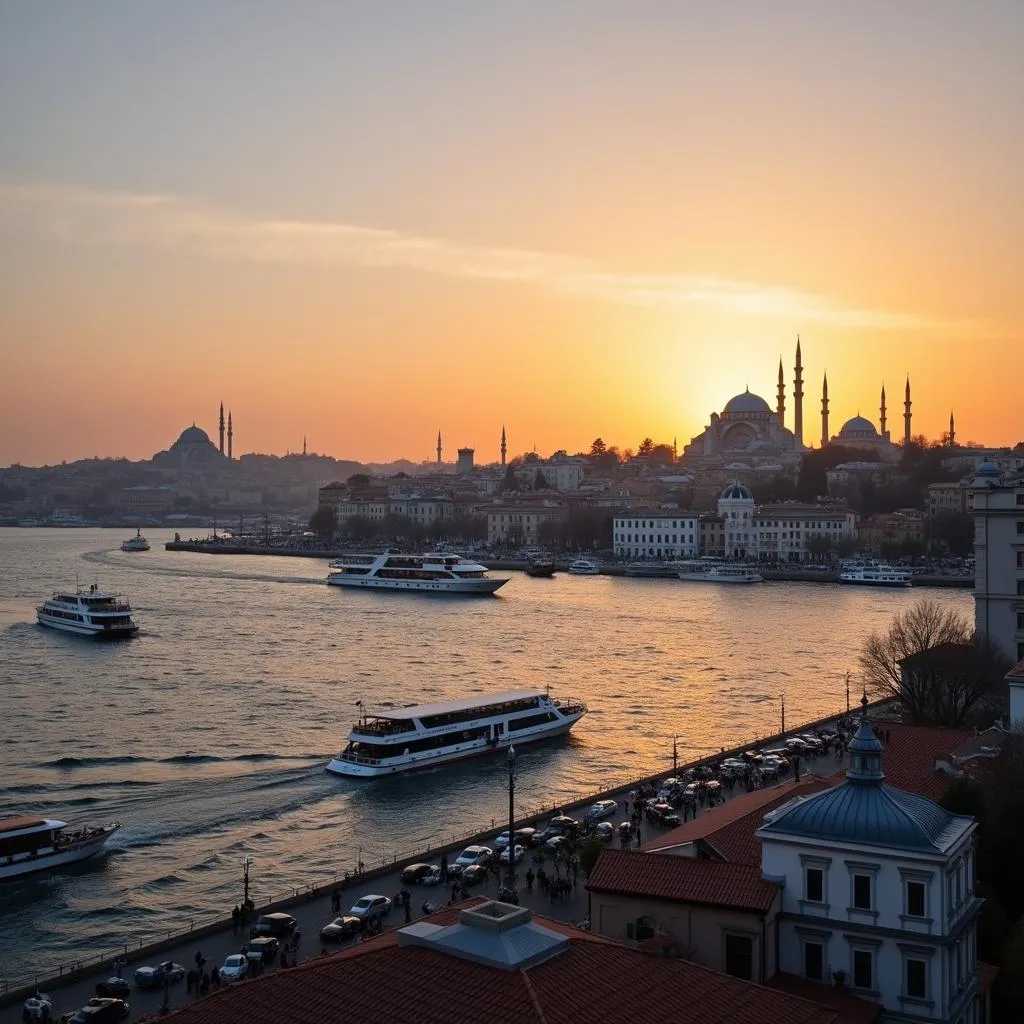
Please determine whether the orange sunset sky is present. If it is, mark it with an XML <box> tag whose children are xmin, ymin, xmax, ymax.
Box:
<box><xmin>0</xmin><ymin>2</ymin><xmax>1021</xmax><ymax>467</ymax></box>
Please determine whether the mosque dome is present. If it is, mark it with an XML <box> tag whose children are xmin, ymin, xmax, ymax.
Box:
<box><xmin>723</xmin><ymin>390</ymin><xmax>772</xmax><ymax>416</ymax></box>
<box><xmin>720</xmin><ymin>483</ymin><xmax>753</xmax><ymax>501</ymax></box>
<box><xmin>976</xmin><ymin>461</ymin><xmax>1000</xmax><ymax>478</ymax></box>
<box><xmin>176</xmin><ymin>425</ymin><xmax>213</xmax><ymax>446</ymax></box>
<box><xmin>839</xmin><ymin>416</ymin><xmax>878</xmax><ymax>437</ymax></box>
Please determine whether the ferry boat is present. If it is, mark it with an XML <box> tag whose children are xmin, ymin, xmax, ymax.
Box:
<box><xmin>326</xmin><ymin>553</ymin><xmax>507</xmax><ymax>594</ymax></box>
<box><xmin>677</xmin><ymin>562</ymin><xmax>764</xmax><ymax>584</ymax></box>
<box><xmin>121</xmin><ymin>529</ymin><xmax>150</xmax><ymax>552</ymax></box>
<box><xmin>838</xmin><ymin>565</ymin><xmax>912</xmax><ymax>587</ymax></box>
<box><xmin>525</xmin><ymin>558</ymin><xmax>556</xmax><ymax>578</ymax></box>
<box><xmin>37</xmin><ymin>584</ymin><xmax>139</xmax><ymax>638</ymax></box>
<box><xmin>624</xmin><ymin>562</ymin><xmax>682</xmax><ymax>579</ymax></box>
<box><xmin>567</xmin><ymin>558</ymin><xmax>601</xmax><ymax>575</ymax></box>
<box><xmin>0</xmin><ymin>815</ymin><xmax>121</xmax><ymax>881</ymax></box>
<box><xmin>326</xmin><ymin>689</ymin><xmax>588</xmax><ymax>777</ymax></box>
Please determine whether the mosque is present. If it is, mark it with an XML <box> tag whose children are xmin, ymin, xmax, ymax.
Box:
<box><xmin>682</xmin><ymin>338</ymin><xmax>912</xmax><ymax>474</ymax></box>
<box><xmin>152</xmin><ymin>403</ymin><xmax>234</xmax><ymax>466</ymax></box>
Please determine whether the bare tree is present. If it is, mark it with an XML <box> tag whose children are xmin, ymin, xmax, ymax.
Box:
<box><xmin>860</xmin><ymin>600</ymin><xmax>1010</xmax><ymax>727</ymax></box>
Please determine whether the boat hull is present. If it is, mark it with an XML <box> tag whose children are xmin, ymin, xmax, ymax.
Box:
<box><xmin>326</xmin><ymin>576</ymin><xmax>506</xmax><ymax>594</ymax></box>
<box><xmin>677</xmin><ymin>573</ymin><xmax>763</xmax><ymax>584</ymax></box>
<box><xmin>326</xmin><ymin>715</ymin><xmax>583</xmax><ymax>778</ymax></box>
<box><xmin>838</xmin><ymin>577</ymin><xmax>912</xmax><ymax>588</ymax></box>
<box><xmin>37</xmin><ymin>615</ymin><xmax>139</xmax><ymax>638</ymax></box>
<box><xmin>0</xmin><ymin>827</ymin><xmax>119</xmax><ymax>881</ymax></box>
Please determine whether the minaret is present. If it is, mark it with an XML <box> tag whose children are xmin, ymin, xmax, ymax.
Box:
<box><xmin>949</xmin><ymin>411</ymin><xmax>956</xmax><ymax>447</ymax></box>
<box><xmin>303</xmin><ymin>435</ymin><xmax>307</xmax><ymax>457</ymax></box>
<box><xmin>673</xmin><ymin>436</ymin><xmax>678</xmax><ymax>460</ymax></box>
<box><xmin>793</xmin><ymin>336</ymin><xmax>804</xmax><ymax>446</ymax></box>
<box><xmin>904</xmin><ymin>376</ymin><xmax>912</xmax><ymax>446</ymax></box>
<box><xmin>436</xmin><ymin>431</ymin><xmax>442</xmax><ymax>465</ymax></box>
<box><xmin>820</xmin><ymin>372</ymin><xmax>829</xmax><ymax>449</ymax></box>
<box><xmin>500</xmin><ymin>425</ymin><xmax>507</xmax><ymax>466</ymax></box>
<box><xmin>219</xmin><ymin>402</ymin><xmax>225</xmax><ymax>455</ymax></box>
<box><xmin>227</xmin><ymin>411</ymin><xmax>233</xmax><ymax>459</ymax></box>
<box><xmin>879</xmin><ymin>385</ymin><xmax>887</xmax><ymax>440</ymax></box>
<box><xmin>776</xmin><ymin>357</ymin><xmax>786</xmax><ymax>426</ymax></box>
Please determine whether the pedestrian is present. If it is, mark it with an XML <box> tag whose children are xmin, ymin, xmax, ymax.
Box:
<box><xmin>186</xmin><ymin>968</ymin><xmax>196</xmax><ymax>995</ymax></box>
<box><xmin>211</xmin><ymin>966</ymin><xmax>220</xmax><ymax>989</ymax></box>
<box><xmin>199</xmin><ymin>972</ymin><xmax>210</xmax><ymax>997</ymax></box>
<box><xmin>525</xmin><ymin>868</ymin><xmax>535</xmax><ymax>891</ymax></box>
<box><xmin>232</xmin><ymin>905</ymin><xmax>240</xmax><ymax>933</ymax></box>
<box><xmin>571</xmin><ymin>861</ymin><xmax>578</xmax><ymax>886</ymax></box>
<box><xmin>635</xmin><ymin>827</ymin><xmax>642</xmax><ymax>847</ymax></box>
<box><xmin>194</xmin><ymin>950</ymin><xmax>204</xmax><ymax>971</ymax></box>
<box><xmin>280</xmin><ymin>949</ymin><xmax>288</xmax><ymax>969</ymax></box>
<box><xmin>404</xmin><ymin>900</ymin><xmax>411</xmax><ymax>923</ymax></box>
<box><xmin>440</xmin><ymin>853</ymin><xmax>448</xmax><ymax>883</ymax></box>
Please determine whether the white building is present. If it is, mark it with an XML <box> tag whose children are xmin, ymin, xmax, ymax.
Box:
<box><xmin>612</xmin><ymin>513</ymin><xmax>700</xmax><ymax>559</ymax></box>
<box><xmin>970</xmin><ymin>463</ymin><xmax>1024</xmax><ymax>661</ymax></box>
<box><xmin>542</xmin><ymin>452</ymin><xmax>585</xmax><ymax>492</ymax></box>
<box><xmin>758</xmin><ymin>702</ymin><xmax>983</xmax><ymax>1024</ymax></box>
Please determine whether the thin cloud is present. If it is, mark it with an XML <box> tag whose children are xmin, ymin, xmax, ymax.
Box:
<box><xmin>0</xmin><ymin>180</ymin><xmax>967</xmax><ymax>332</ymax></box>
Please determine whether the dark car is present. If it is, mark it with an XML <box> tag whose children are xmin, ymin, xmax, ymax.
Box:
<box><xmin>254</xmin><ymin>913</ymin><xmax>297</xmax><ymax>938</ymax></box>
<box><xmin>320</xmin><ymin>915</ymin><xmax>362</xmax><ymax>943</ymax></box>
<box><xmin>400</xmin><ymin>862</ymin><xmax>441</xmax><ymax>886</ymax></box>
<box><xmin>61</xmin><ymin>998</ymin><xmax>130</xmax><ymax>1024</ymax></box>
<box><xmin>461</xmin><ymin>864</ymin><xmax>488</xmax><ymax>886</ymax></box>
<box><xmin>548</xmin><ymin>815</ymin><xmax>579</xmax><ymax>834</ymax></box>
<box><xmin>94</xmin><ymin>978</ymin><xmax>130</xmax><ymax>999</ymax></box>
<box><xmin>133</xmin><ymin>961</ymin><xmax>185</xmax><ymax>989</ymax></box>
<box><xmin>245</xmin><ymin>936</ymin><xmax>280</xmax><ymax>964</ymax></box>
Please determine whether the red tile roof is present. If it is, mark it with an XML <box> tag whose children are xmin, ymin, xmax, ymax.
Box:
<box><xmin>868</xmin><ymin>719</ymin><xmax>975</xmax><ymax>800</ymax></box>
<box><xmin>586</xmin><ymin>849</ymin><xmax>779</xmax><ymax>913</ymax></box>
<box><xmin>767</xmin><ymin>972</ymin><xmax>882</xmax><ymax>1024</ymax></box>
<box><xmin>1005</xmin><ymin>660</ymin><xmax>1024</xmax><ymax>680</ymax></box>
<box><xmin>164</xmin><ymin>901</ymin><xmax>838</xmax><ymax>1024</ymax></box>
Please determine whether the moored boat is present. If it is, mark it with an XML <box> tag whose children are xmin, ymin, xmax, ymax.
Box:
<box><xmin>326</xmin><ymin>689</ymin><xmax>588</xmax><ymax>777</ymax></box>
<box><xmin>121</xmin><ymin>529</ymin><xmax>150</xmax><ymax>552</ymax></box>
<box><xmin>37</xmin><ymin>584</ymin><xmax>139</xmax><ymax>638</ymax></box>
<box><xmin>677</xmin><ymin>561</ymin><xmax>764</xmax><ymax>584</ymax></box>
<box><xmin>0</xmin><ymin>815</ymin><xmax>121</xmax><ymax>881</ymax></box>
<box><xmin>525</xmin><ymin>558</ymin><xmax>556</xmax><ymax>578</ymax></box>
<box><xmin>567</xmin><ymin>558</ymin><xmax>601</xmax><ymax>575</ymax></box>
<box><xmin>838</xmin><ymin>565</ymin><xmax>912</xmax><ymax>587</ymax></box>
<box><xmin>326</xmin><ymin>552</ymin><xmax>507</xmax><ymax>594</ymax></box>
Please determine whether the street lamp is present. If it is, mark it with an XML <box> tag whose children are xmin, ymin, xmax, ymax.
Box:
<box><xmin>780</xmin><ymin>693</ymin><xmax>786</xmax><ymax>736</ymax></box>
<box><xmin>506</xmin><ymin>745</ymin><xmax>516</xmax><ymax>896</ymax></box>
<box><xmin>242</xmin><ymin>856</ymin><xmax>253</xmax><ymax>912</ymax></box>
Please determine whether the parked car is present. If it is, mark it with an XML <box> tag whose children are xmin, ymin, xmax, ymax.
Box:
<box><xmin>245</xmin><ymin>937</ymin><xmax>279</xmax><ymax>965</ymax></box>
<box><xmin>349</xmin><ymin>894</ymin><xmax>393</xmax><ymax>921</ymax></box>
<box><xmin>548</xmin><ymin>815</ymin><xmax>579</xmax><ymax>833</ymax></box>
<box><xmin>450</xmin><ymin>845</ymin><xmax>493</xmax><ymax>875</ymax></box>
<box><xmin>585</xmin><ymin>800</ymin><xmax>617</xmax><ymax>820</ymax></box>
<box><xmin>514</xmin><ymin>827</ymin><xmax>537</xmax><ymax>846</ymax></box>
<box><xmin>219</xmin><ymin>954</ymin><xmax>249</xmax><ymax>983</ymax></box>
<box><xmin>94</xmin><ymin>978</ymin><xmax>130</xmax><ymax>999</ymax></box>
<box><xmin>594</xmin><ymin>821</ymin><xmax>615</xmax><ymax>841</ymax></box>
<box><xmin>320</xmin><ymin>915</ymin><xmax>362</xmax><ymax>943</ymax></box>
<box><xmin>460</xmin><ymin>864</ymin><xmax>488</xmax><ymax>886</ymax></box>
<box><xmin>254</xmin><ymin>912</ymin><xmax>297</xmax><ymax>937</ymax></box>
<box><xmin>545</xmin><ymin>835</ymin><xmax>570</xmax><ymax>853</ymax></box>
<box><xmin>133</xmin><ymin>962</ymin><xmax>185</xmax><ymax>990</ymax></box>
<box><xmin>60</xmin><ymin>998</ymin><xmax>130</xmax><ymax>1023</ymax></box>
<box><xmin>616</xmin><ymin>821</ymin><xmax>635</xmax><ymax>838</ymax></box>
<box><xmin>23</xmin><ymin>994</ymin><xmax>53</xmax><ymax>1021</ymax></box>
<box><xmin>530</xmin><ymin>826</ymin><xmax>560</xmax><ymax>846</ymax></box>
<box><xmin>498</xmin><ymin>844</ymin><xmax>525</xmax><ymax>864</ymax></box>
<box><xmin>400</xmin><ymin>862</ymin><xmax>442</xmax><ymax>886</ymax></box>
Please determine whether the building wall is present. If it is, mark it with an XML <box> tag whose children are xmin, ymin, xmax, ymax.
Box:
<box><xmin>487</xmin><ymin>505</ymin><xmax>566</xmax><ymax>545</ymax></box>
<box><xmin>756</xmin><ymin>507</ymin><xmax>855</xmax><ymax>563</ymax></box>
<box><xmin>612</xmin><ymin>515</ymin><xmax>700</xmax><ymax>559</ymax></box>
<box><xmin>589</xmin><ymin>891</ymin><xmax>778</xmax><ymax>983</ymax></box>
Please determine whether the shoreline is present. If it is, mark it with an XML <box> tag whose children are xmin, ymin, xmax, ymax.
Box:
<box><xmin>163</xmin><ymin>542</ymin><xmax>974</xmax><ymax>588</ymax></box>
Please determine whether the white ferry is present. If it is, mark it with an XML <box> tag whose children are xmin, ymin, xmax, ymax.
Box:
<box><xmin>677</xmin><ymin>562</ymin><xmax>764</xmax><ymax>584</ymax></box>
<box><xmin>567</xmin><ymin>559</ymin><xmax>601</xmax><ymax>575</ymax></box>
<box><xmin>0</xmin><ymin>815</ymin><xmax>121</xmax><ymax>881</ymax></box>
<box><xmin>839</xmin><ymin>565</ymin><xmax>912</xmax><ymax>587</ymax></box>
<box><xmin>326</xmin><ymin>689</ymin><xmax>588</xmax><ymax>777</ymax></box>
<box><xmin>37</xmin><ymin>584</ymin><xmax>139</xmax><ymax>638</ymax></box>
<box><xmin>121</xmin><ymin>529</ymin><xmax>150</xmax><ymax>552</ymax></box>
<box><xmin>326</xmin><ymin>553</ymin><xmax>507</xmax><ymax>595</ymax></box>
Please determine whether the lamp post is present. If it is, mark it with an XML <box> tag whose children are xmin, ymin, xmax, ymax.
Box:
<box><xmin>506</xmin><ymin>745</ymin><xmax>516</xmax><ymax>896</ymax></box>
<box><xmin>780</xmin><ymin>693</ymin><xmax>786</xmax><ymax>736</ymax></box>
<box><xmin>672</xmin><ymin>735</ymin><xmax>678</xmax><ymax>775</ymax></box>
<box><xmin>846</xmin><ymin>673</ymin><xmax>851</xmax><ymax>714</ymax></box>
<box><xmin>242</xmin><ymin>856</ymin><xmax>252</xmax><ymax>912</ymax></box>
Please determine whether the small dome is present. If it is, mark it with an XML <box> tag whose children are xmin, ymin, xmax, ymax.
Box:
<box><xmin>976</xmin><ymin>461</ymin><xmax>1000</xmax><ymax>477</ymax></box>
<box><xmin>723</xmin><ymin>390</ymin><xmax>772</xmax><ymax>416</ymax></box>
<box><xmin>839</xmin><ymin>416</ymin><xmax>878</xmax><ymax>437</ymax></box>
<box><xmin>176</xmin><ymin>425</ymin><xmax>212</xmax><ymax>445</ymax></box>
<box><xmin>720</xmin><ymin>483</ymin><xmax>753</xmax><ymax>501</ymax></box>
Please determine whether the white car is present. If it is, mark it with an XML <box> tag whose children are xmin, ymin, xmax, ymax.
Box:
<box><xmin>498</xmin><ymin>844</ymin><xmax>525</xmax><ymax>864</ymax></box>
<box><xmin>493</xmin><ymin>830</ymin><xmax>513</xmax><ymax>850</ymax></box>
<box><xmin>594</xmin><ymin>821</ymin><xmax>615</xmax><ymax>841</ymax></box>
<box><xmin>349</xmin><ymin>894</ymin><xmax>393</xmax><ymax>921</ymax></box>
<box><xmin>220</xmin><ymin>954</ymin><xmax>248</xmax><ymax>982</ymax></box>
<box><xmin>23</xmin><ymin>994</ymin><xmax>52</xmax><ymax>1021</ymax></box>
<box><xmin>451</xmin><ymin>845</ymin><xmax>492</xmax><ymax>875</ymax></box>
<box><xmin>586</xmin><ymin>799</ymin><xmax>617</xmax><ymax>820</ymax></box>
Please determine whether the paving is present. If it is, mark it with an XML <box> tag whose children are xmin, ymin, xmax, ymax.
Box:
<box><xmin>1</xmin><ymin>732</ymin><xmax>853</xmax><ymax>1024</ymax></box>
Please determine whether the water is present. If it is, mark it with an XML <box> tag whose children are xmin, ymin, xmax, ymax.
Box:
<box><xmin>0</xmin><ymin>528</ymin><xmax>972</xmax><ymax>980</ymax></box>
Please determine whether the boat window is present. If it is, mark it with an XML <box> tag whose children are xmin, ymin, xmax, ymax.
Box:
<box><xmin>508</xmin><ymin>712</ymin><xmax>558</xmax><ymax>731</ymax></box>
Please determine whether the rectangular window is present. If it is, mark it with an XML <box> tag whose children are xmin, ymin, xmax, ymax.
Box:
<box><xmin>906</xmin><ymin>880</ymin><xmax>927</xmax><ymax>917</ymax></box>
<box><xmin>1017</xmin><ymin>494</ymin><xmax>1024</xmax><ymax>505</ymax></box>
<box><xmin>1018</xmin><ymin>581</ymin><xmax>1024</xmax><ymax>596</ymax></box>
<box><xmin>1018</xmin><ymin>553</ymin><xmax>1024</xmax><ymax>570</ymax></box>
<box><xmin>804</xmin><ymin>941</ymin><xmax>824</xmax><ymax>981</ymax></box>
<box><xmin>805</xmin><ymin>867</ymin><xmax>824</xmax><ymax>903</ymax></box>
<box><xmin>724</xmin><ymin>934</ymin><xmax>753</xmax><ymax>980</ymax></box>
<box><xmin>853</xmin><ymin>873</ymin><xmax>872</xmax><ymax>910</ymax></box>
<box><xmin>906</xmin><ymin>958</ymin><xmax>927</xmax><ymax>999</ymax></box>
<box><xmin>1018</xmin><ymin>611</ymin><xmax>1024</xmax><ymax>630</ymax></box>
<box><xmin>853</xmin><ymin>949</ymin><xmax>873</xmax><ymax>990</ymax></box>
<box><xmin>1018</xmin><ymin>521</ymin><xmax>1024</xmax><ymax>535</ymax></box>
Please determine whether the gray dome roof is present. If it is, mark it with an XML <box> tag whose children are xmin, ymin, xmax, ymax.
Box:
<box><xmin>840</xmin><ymin>416</ymin><xmax>878</xmax><ymax>437</ymax></box>
<box><xmin>720</xmin><ymin>483</ymin><xmax>753</xmax><ymax>501</ymax></box>
<box><xmin>176</xmin><ymin>425</ymin><xmax>212</xmax><ymax>445</ymax></box>
<box><xmin>723</xmin><ymin>390</ymin><xmax>772</xmax><ymax>416</ymax></box>
<box><xmin>976</xmin><ymin>461</ymin><xmax>1000</xmax><ymax>477</ymax></box>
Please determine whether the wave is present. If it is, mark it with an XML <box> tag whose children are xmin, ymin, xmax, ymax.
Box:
<box><xmin>34</xmin><ymin>752</ymin><xmax>324</xmax><ymax>770</ymax></box>
<box><xmin>40</xmin><ymin>755</ymin><xmax>149</xmax><ymax>768</ymax></box>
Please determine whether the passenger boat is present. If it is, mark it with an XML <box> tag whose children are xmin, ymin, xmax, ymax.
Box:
<box><xmin>37</xmin><ymin>584</ymin><xmax>139</xmax><ymax>638</ymax></box>
<box><xmin>525</xmin><ymin>558</ymin><xmax>556</xmax><ymax>578</ymax></box>
<box><xmin>624</xmin><ymin>562</ymin><xmax>681</xmax><ymax>578</ymax></box>
<box><xmin>326</xmin><ymin>689</ymin><xmax>588</xmax><ymax>777</ymax></box>
<box><xmin>838</xmin><ymin>565</ymin><xmax>912</xmax><ymax>587</ymax></box>
<box><xmin>0</xmin><ymin>815</ymin><xmax>121</xmax><ymax>881</ymax></box>
<box><xmin>567</xmin><ymin>559</ymin><xmax>601</xmax><ymax>575</ymax></box>
<box><xmin>121</xmin><ymin>529</ymin><xmax>150</xmax><ymax>552</ymax></box>
<box><xmin>326</xmin><ymin>553</ymin><xmax>507</xmax><ymax>594</ymax></box>
<box><xmin>677</xmin><ymin>562</ymin><xmax>764</xmax><ymax>584</ymax></box>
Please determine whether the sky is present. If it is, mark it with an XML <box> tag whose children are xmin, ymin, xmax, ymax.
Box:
<box><xmin>0</xmin><ymin>1</ymin><xmax>1021</xmax><ymax>466</ymax></box>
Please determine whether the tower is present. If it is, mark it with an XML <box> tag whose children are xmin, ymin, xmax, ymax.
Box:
<box><xmin>904</xmin><ymin>376</ymin><xmax>912</xmax><ymax>446</ymax></box>
<box><xmin>227</xmin><ymin>411</ymin><xmax>233</xmax><ymax>459</ymax></box>
<box><xmin>793</xmin><ymin>336</ymin><xmax>804</xmax><ymax>446</ymax></box>
<box><xmin>500</xmin><ymin>425</ymin><xmax>507</xmax><ymax>467</ymax></box>
<box><xmin>949</xmin><ymin>411</ymin><xmax>956</xmax><ymax>447</ymax></box>
<box><xmin>303</xmin><ymin>435</ymin><xmax>307</xmax><ymax>457</ymax></box>
<box><xmin>219</xmin><ymin>402</ymin><xmax>225</xmax><ymax>455</ymax></box>
<box><xmin>879</xmin><ymin>384</ymin><xmax>887</xmax><ymax>440</ymax></box>
<box><xmin>673</xmin><ymin>435</ymin><xmax>678</xmax><ymax>460</ymax></box>
<box><xmin>776</xmin><ymin>357</ymin><xmax>786</xmax><ymax>426</ymax></box>
<box><xmin>820</xmin><ymin>372</ymin><xmax>829</xmax><ymax>449</ymax></box>
<box><xmin>436</xmin><ymin>431</ymin><xmax>442</xmax><ymax>465</ymax></box>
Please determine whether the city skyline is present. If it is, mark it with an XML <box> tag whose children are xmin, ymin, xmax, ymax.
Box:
<box><xmin>1</xmin><ymin>2</ymin><xmax>1022</xmax><ymax>465</ymax></box>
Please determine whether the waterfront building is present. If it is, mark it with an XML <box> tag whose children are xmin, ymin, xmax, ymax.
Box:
<box><xmin>927</xmin><ymin>482</ymin><xmax>972</xmax><ymax>518</ymax></box>
<box><xmin>486</xmin><ymin>500</ymin><xmax>567</xmax><ymax>546</ymax></box>
<box><xmin>970</xmin><ymin>464</ymin><xmax>1024</xmax><ymax>660</ymax></box>
<box><xmin>700</xmin><ymin>512</ymin><xmax>726</xmax><ymax>557</ymax></box>
<box><xmin>855</xmin><ymin>512</ymin><xmax>925</xmax><ymax>556</ymax></box>
<box><xmin>826</xmin><ymin>463</ymin><xmax>898</xmax><ymax>503</ymax></box>
<box><xmin>115</xmin><ymin>484</ymin><xmax>177</xmax><ymax>512</ymax></box>
<box><xmin>612</xmin><ymin>513</ymin><xmax>700</xmax><ymax>559</ymax></box>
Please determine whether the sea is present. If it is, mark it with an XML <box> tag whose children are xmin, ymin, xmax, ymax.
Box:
<box><xmin>0</xmin><ymin>527</ymin><xmax>973</xmax><ymax>984</ymax></box>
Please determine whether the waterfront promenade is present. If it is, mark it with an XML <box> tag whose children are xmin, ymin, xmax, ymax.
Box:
<box><xmin>0</xmin><ymin>711</ymin><xmax>861</xmax><ymax>1023</ymax></box>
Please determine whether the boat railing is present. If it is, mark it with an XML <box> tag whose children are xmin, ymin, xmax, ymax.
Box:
<box><xmin>350</xmin><ymin>720</ymin><xmax>415</xmax><ymax>737</ymax></box>
<box><xmin>553</xmin><ymin>698</ymin><xmax>588</xmax><ymax>715</ymax></box>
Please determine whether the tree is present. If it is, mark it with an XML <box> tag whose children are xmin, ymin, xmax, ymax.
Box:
<box><xmin>347</xmin><ymin>473</ymin><xmax>370</xmax><ymax>488</ymax></box>
<box><xmin>860</xmin><ymin>600</ymin><xmax>1010</xmax><ymax>727</ymax></box>
<box><xmin>930</xmin><ymin>513</ymin><xmax>974</xmax><ymax>558</ymax></box>
<box><xmin>308</xmin><ymin>504</ymin><xmax>337</xmax><ymax>540</ymax></box>
<box><xmin>589</xmin><ymin>438</ymin><xmax>607</xmax><ymax>458</ymax></box>
<box><xmin>637</xmin><ymin>437</ymin><xmax>655</xmax><ymax>457</ymax></box>
<box><xmin>501</xmin><ymin>464</ymin><xmax>520</xmax><ymax>492</ymax></box>
<box><xmin>578</xmin><ymin>837</ymin><xmax>605</xmax><ymax>879</ymax></box>
<box><xmin>534</xmin><ymin>469</ymin><xmax>549</xmax><ymax>490</ymax></box>
<box><xmin>805</xmin><ymin>534</ymin><xmax>834</xmax><ymax>562</ymax></box>
<box><xmin>649</xmin><ymin>444</ymin><xmax>676</xmax><ymax>466</ymax></box>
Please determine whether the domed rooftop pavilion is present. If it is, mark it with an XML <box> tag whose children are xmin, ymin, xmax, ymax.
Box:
<box><xmin>720</xmin><ymin>483</ymin><xmax>754</xmax><ymax>501</ymax></box>
<box><xmin>838</xmin><ymin>416</ymin><xmax>879</xmax><ymax>439</ymax></box>
<box><xmin>723</xmin><ymin>389</ymin><xmax>773</xmax><ymax>417</ymax></box>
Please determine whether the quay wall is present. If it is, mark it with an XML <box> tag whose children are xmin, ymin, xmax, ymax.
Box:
<box><xmin>163</xmin><ymin>543</ymin><xmax>972</xmax><ymax>588</ymax></box>
<box><xmin>0</xmin><ymin>701</ymin><xmax>887</xmax><ymax>1005</ymax></box>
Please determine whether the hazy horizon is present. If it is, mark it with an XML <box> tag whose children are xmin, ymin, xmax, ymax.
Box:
<box><xmin>2</xmin><ymin>1</ymin><xmax>1021</xmax><ymax>465</ymax></box>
